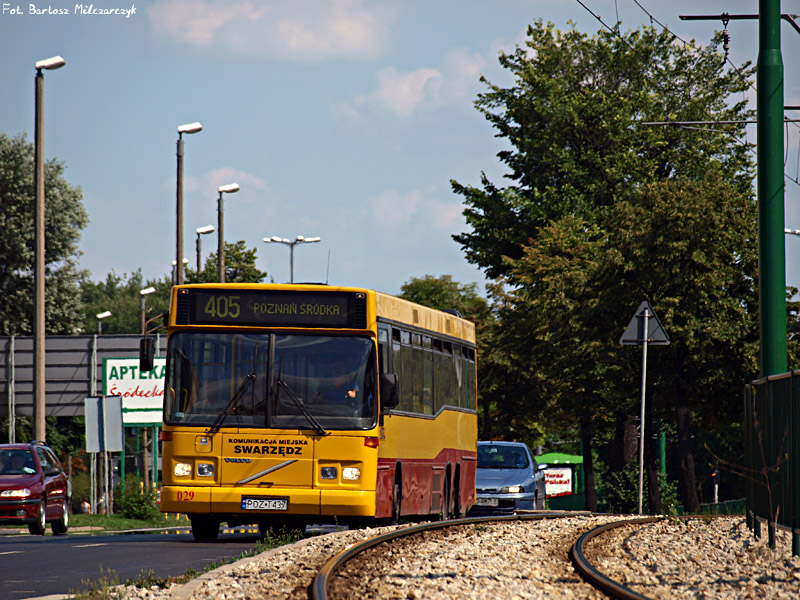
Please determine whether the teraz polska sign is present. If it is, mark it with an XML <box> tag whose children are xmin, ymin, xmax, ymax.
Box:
<box><xmin>102</xmin><ymin>357</ymin><xmax>166</xmax><ymax>425</ymax></box>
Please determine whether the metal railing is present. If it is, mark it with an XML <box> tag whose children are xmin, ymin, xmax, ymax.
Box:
<box><xmin>745</xmin><ymin>373</ymin><xmax>800</xmax><ymax>554</ymax></box>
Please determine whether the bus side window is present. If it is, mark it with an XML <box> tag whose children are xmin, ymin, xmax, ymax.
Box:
<box><xmin>378</xmin><ymin>327</ymin><xmax>389</xmax><ymax>374</ymax></box>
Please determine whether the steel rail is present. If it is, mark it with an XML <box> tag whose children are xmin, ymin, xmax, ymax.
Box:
<box><xmin>312</xmin><ymin>512</ymin><xmax>590</xmax><ymax>600</ymax></box>
<box><xmin>571</xmin><ymin>516</ymin><xmax>662</xmax><ymax>600</ymax></box>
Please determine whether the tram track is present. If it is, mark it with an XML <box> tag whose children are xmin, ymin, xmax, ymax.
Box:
<box><xmin>110</xmin><ymin>511</ymin><xmax>799</xmax><ymax>599</ymax></box>
<box><xmin>311</xmin><ymin>513</ymin><xmax>800</xmax><ymax>600</ymax></box>
<box><xmin>313</xmin><ymin>513</ymin><xmax>646</xmax><ymax>600</ymax></box>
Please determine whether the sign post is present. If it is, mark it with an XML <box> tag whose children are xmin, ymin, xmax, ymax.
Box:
<box><xmin>620</xmin><ymin>301</ymin><xmax>670</xmax><ymax>514</ymax></box>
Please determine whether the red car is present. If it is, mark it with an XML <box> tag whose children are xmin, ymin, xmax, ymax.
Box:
<box><xmin>0</xmin><ymin>441</ymin><xmax>71</xmax><ymax>535</ymax></box>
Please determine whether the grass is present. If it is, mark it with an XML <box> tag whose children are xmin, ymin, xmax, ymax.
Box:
<box><xmin>69</xmin><ymin>513</ymin><xmax>171</xmax><ymax>531</ymax></box>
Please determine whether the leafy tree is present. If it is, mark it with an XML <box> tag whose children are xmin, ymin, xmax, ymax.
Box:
<box><xmin>185</xmin><ymin>240</ymin><xmax>268</xmax><ymax>284</ymax></box>
<box><xmin>0</xmin><ymin>133</ymin><xmax>89</xmax><ymax>335</ymax></box>
<box><xmin>80</xmin><ymin>270</ymin><xmax>171</xmax><ymax>335</ymax></box>
<box><xmin>452</xmin><ymin>22</ymin><xmax>756</xmax><ymax>512</ymax></box>
<box><xmin>453</xmin><ymin>23</ymin><xmax>753</xmax><ymax>282</ymax></box>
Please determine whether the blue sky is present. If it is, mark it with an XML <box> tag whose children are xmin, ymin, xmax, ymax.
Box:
<box><xmin>2</xmin><ymin>0</ymin><xmax>800</xmax><ymax>296</ymax></box>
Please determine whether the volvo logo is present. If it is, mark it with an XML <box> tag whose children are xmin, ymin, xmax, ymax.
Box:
<box><xmin>225</xmin><ymin>457</ymin><xmax>252</xmax><ymax>463</ymax></box>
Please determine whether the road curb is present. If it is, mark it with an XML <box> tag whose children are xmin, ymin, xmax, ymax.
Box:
<box><xmin>169</xmin><ymin>535</ymin><xmax>323</xmax><ymax>600</ymax></box>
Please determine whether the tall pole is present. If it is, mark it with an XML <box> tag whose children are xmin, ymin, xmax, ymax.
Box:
<box><xmin>33</xmin><ymin>68</ymin><xmax>46</xmax><ymax>441</ymax></box>
<box><xmin>217</xmin><ymin>191</ymin><xmax>225</xmax><ymax>283</ymax></box>
<box><xmin>290</xmin><ymin>244</ymin><xmax>295</xmax><ymax>284</ymax></box>
<box><xmin>176</xmin><ymin>135</ymin><xmax>185</xmax><ymax>286</ymax></box>
<box><xmin>758</xmin><ymin>0</ymin><xmax>787</xmax><ymax>376</ymax></box>
<box><xmin>638</xmin><ymin>309</ymin><xmax>649</xmax><ymax>515</ymax></box>
<box><xmin>196</xmin><ymin>233</ymin><xmax>202</xmax><ymax>273</ymax></box>
<box><xmin>175</xmin><ymin>123</ymin><xmax>202</xmax><ymax>287</ymax></box>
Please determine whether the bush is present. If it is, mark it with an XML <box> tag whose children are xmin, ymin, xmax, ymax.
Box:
<box><xmin>603</xmin><ymin>463</ymin><xmax>678</xmax><ymax>515</ymax></box>
<box><xmin>116</xmin><ymin>477</ymin><xmax>163</xmax><ymax>522</ymax></box>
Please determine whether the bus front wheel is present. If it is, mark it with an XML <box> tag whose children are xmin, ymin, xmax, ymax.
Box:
<box><xmin>191</xmin><ymin>516</ymin><xmax>220</xmax><ymax>542</ymax></box>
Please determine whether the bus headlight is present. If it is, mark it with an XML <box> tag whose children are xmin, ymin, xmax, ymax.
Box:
<box><xmin>196</xmin><ymin>463</ymin><xmax>214</xmax><ymax>477</ymax></box>
<box><xmin>342</xmin><ymin>467</ymin><xmax>361</xmax><ymax>481</ymax></box>
<box><xmin>174</xmin><ymin>463</ymin><xmax>192</xmax><ymax>477</ymax></box>
<box><xmin>320</xmin><ymin>467</ymin><xmax>337</xmax><ymax>479</ymax></box>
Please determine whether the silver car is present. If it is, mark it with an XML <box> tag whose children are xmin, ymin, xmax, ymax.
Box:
<box><xmin>471</xmin><ymin>441</ymin><xmax>547</xmax><ymax>513</ymax></box>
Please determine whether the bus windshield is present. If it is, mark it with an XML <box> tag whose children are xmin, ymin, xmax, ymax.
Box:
<box><xmin>165</xmin><ymin>332</ymin><xmax>377</xmax><ymax>431</ymax></box>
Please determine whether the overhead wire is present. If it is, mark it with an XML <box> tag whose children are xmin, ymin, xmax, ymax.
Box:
<box><xmin>575</xmin><ymin>0</ymin><xmax>800</xmax><ymax>187</ymax></box>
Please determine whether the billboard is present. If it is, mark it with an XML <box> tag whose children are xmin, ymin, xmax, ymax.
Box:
<box><xmin>102</xmin><ymin>357</ymin><xmax>166</xmax><ymax>425</ymax></box>
<box><xmin>544</xmin><ymin>466</ymin><xmax>573</xmax><ymax>497</ymax></box>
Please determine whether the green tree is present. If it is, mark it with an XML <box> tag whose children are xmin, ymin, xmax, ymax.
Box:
<box><xmin>80</xmin><ymin>270</ymin><xmax>172</xmax><ymax>335</ymax></box>
<box><xmin>453</xmin><ymin>23</ymin><xmax>753</xmax><ymax>281</ymax></box>
<box><xmin>185</xmin><ymin>240</ymin><xmax>268</xmax><ymax>284</ymax></box>
<box><xmin>452</xmin><ymin>22</ymin><xmax>757</xmax><ymax>512</ymax></box>
<box><xmin>0</xmin><ymin>133</ymin><xmax>89</xmax><ymax>335</ymax></box>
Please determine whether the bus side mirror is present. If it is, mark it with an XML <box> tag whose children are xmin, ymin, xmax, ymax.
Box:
<box><xmin>140</xmin><ymin>337</ymin><xmax>155</xmax><ymax>372</ymax></box>
<box><xmin>379</xmin><ymin>373</ymin><xmax>399</xmax><ymax>410</ymax></box>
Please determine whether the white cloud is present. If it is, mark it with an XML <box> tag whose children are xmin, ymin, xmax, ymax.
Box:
<box><xmin>425</xmin><ymin>198</ymin><xmax>466</xmax><ymax>231</ymax></box>
<box><xmin>366</xmin><ymin>67</ymin><xmax>443</xmax><ymax>117</ymax></box>
<box><xmin>369</xmin><ymin>189</ymin><xmax>464</xmax><ymax>231</ymax></box>
<box><xmin>370</xmin><ymin>189</ymin><xmax>421</xmax><ymax>224</ymax></box>
<box><xmin>184</xmin><ymin>167</ymin><xmax>268</xmax><ymax>200</ymax></box>
<box><xmin>148</xmin><ymin>0</ymin><xmax>397</xmax><ymax>61</ymax></box>
<box><xmin>350</xmin><ymin>47</ymin><xmax>485</xmax><ymax>118</ymax></box>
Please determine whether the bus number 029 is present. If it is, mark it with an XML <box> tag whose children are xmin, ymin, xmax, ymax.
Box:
<box><xmin>177</xmin><ymin>490</ymin><xmax>195</xmax><ymax>501</ymax></box>
<box><xmin>204</xmin><ymin>295</ymin><xmax>241</xmax><ymax>319</ymax></box>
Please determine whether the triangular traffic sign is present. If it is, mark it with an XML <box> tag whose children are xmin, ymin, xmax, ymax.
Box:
<box><xmin>619</xmin><ymin>301</ymin><xmax>670</xmax><ymax>345</ymax></box>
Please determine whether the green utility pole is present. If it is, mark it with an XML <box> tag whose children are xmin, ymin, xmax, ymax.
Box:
<box><xmin>758</xmin><ymin>0</ymin><xmax>788</xmax><ymax>377</ymax></box>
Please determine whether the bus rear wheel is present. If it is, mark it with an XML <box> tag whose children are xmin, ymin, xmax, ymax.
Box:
<box><xmin>190</xmin><ymin>516</ymin><xmax>220</xmax><ymax>542</ymax></box>
<box><xmin>391</xmin><ymin>481</ymin><xmax>402</xmax><ymax>525</ymax></box>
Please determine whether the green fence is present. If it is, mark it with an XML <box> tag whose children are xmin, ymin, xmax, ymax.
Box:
<box><xmin>745</xmin><ymin>373</ymin><xmax>800</xmax><ymax>554</ymax></box>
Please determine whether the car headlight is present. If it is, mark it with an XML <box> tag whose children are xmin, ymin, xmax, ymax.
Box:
<box><xmin>174</xmin><ymin>462</ymin><xmax>192</xmax><ymax>477</ymax></box>
<box><xmin>502</xmin><ymin>485</ymin><xmax>524</xmax><ymax>494</ymax></box>
<box><xmin>0</xmin><ymin>488</ymin><xmax>31</xmax><ymax>498</ymax></box>
<box><xmin>196</xmin><ymin>463</ymin><xmax>214</xmax><ymax>477</ymax></box>
<box><xmin>342</xmin><ymin>467</ymin><xmax>361</xmax><ymax>481</ymax></box>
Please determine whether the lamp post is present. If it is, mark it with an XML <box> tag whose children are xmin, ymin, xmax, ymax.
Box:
<box><xmin>171</xmin><ymin>258</ymin><xmax>189</xmax><ymax>285</ymax></box>
<box><xmin>217</xmin><ymin>183</ymin><xmax>240</xmax><ymax>283</ymax></box>
<box><xmin>96</xmin><ymin>311</ymin><xmax>112</xmax><ymax>335</ymax></box>
<box><xmin>176</xmin><ymin>122</ymin><xmax>203</xmax><ymax>286</ymax></box>
<box><xmin>33</xmin><ymin>55</ymin><xmax>65</xmax><ymax>442</ymax></box>
<box><xmin>195</xmin><ymin>225</ymin><xmax>215</xmax><ymax>273</ymax></box>
<box><xmin>263</xmin><ymin>235</ymin><xmax>321</xmax><ymax>283</ymax></box>
<box><xmin>140</xmin><ymin>287</ymin><xmax>156</xmax><ymax>335</ymax></box>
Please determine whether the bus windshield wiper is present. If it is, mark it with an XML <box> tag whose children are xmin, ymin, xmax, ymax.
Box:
<box><xmin>277</xmin><ymin>379</ymin><xmax>328</xmax><ymax>436</ymax></box>
<box><xmin>207</xmin><ymin>373</ymin><xmax>255</xmax><ymax>435</ymax></box>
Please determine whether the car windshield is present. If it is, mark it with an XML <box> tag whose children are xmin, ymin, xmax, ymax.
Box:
<box><xmin>0</xmin><ymin>450</ymin><xmax>37</xmax><ymax>475</ymax></box>
<box><xmin>164</xmin><ymin>332</ymin><xmax>377</xmax><ymax>431</ymax></box>
<box><xmin>477</xmin><ymin>444</ymin><xmax>530</xmax><ymax>469</ymax></box>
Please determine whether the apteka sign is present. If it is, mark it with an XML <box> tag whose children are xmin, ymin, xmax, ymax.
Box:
<box><xmin>102</xmin><ymin>357</ymin><xmax>166</xmax><ymax>425</ymax></box>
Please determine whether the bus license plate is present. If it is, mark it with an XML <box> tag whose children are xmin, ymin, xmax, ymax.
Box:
<box><xmin>241</xmin><ymin>497</ymin><xmax>288</xmax><ymax>511</ymax></box>
<box><xmin>475</xmin><ymin>497</ymin><xmax>499</xmax><ymax>507</ymax></box>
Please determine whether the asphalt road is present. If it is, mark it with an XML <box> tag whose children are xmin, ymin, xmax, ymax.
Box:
<box><xmin>0</xmin><ymin>527</ymin><xmax>264</xmax><ymax>599</ymax></box>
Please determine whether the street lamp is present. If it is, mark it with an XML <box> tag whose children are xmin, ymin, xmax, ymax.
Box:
<box><xmin>217</xmin><ymin>183</ymin><xmax>240</xmax><ymax>283</ymax></box>
<box><xmin>263</xmin><ymin>235</ymin><xmax>321</xmax><ymax>283</ymax></box>
<box><xmin>33</xmin><ymin>54</ymin><xmax>66</xmax><ymax>442</ymax></box>
<box><xmin>96</xmin><ymin>311</ymin><xmax>112</xmax><ymax>335</ymax></box>
<box><xmin>176</xmin><ymin>121</ymin><xmax>203</xmax><ymax>286</ymax></box>
<box><xmin>140</xmin><ymin>287</ymin><xmax>156</xmax><ymax>335</ymax></box>
<box><xmin>195</xmin><ymin>225</ymin><xmax>215</xmax><ymax>273</ymax></box>
<box><xmin>171</xmin><ymin>258</ymin><xmax>189</xmax><ymax>285</ymax></box>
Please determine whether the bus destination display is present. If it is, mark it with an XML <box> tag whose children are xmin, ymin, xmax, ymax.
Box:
<box><xmin>186</xmin><ymin>289</ymin><xmax>361</xmax><ymax>328</ymax></box>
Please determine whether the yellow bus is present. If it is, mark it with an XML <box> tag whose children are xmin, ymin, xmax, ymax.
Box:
<box><xmin>141</xmin><ymin>283</ymin><xmax>477</xmax><ymax>541</ymax></box>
